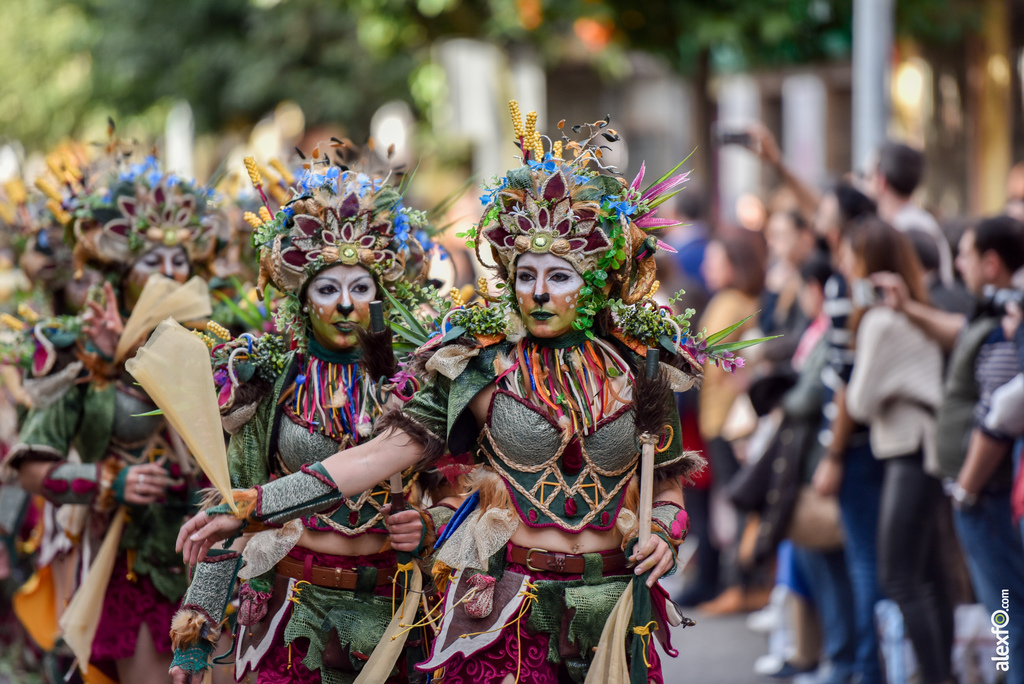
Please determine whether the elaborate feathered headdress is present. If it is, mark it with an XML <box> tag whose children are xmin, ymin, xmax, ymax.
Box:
<box><xmin>470</xmin><ymin>102</ymin><xmax>688</xmax><ymax>330</ymax></box>
<box><xmin>69</xmin><ymin>155</ymin><xmax>217</xmax><ymax>277</ymax></box>
<box><xmin>0</xmin><ymin>144</ymin><xmax>89</xmax><ymax>287</ymax></box>
<box><xmin>242</xmin><ymin>140</ymin><xmax>432</xmax><ymax>343</ymax></box>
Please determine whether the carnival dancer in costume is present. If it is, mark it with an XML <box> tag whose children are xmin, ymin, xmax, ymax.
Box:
<box><xmin>180</xmin><ymin>108</ymin><xmax>764</xmax><ymax>683</ymax></box>
<box><xmin>2</xmin><ymin>147</ymin><xmax>218</xmax><ymax>683</ymax></box>
<box><xmin>168</xmin><ymin>146</ymin><xmax>449</xmax><ymax>684</ymax></box>
<box><xmin>0</xmin><ymin>147</ymin><xmax>105</xmax><ymax>683</ymax></box>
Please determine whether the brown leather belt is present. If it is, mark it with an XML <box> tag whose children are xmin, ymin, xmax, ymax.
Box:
<box><xmin>276</xmin><ymin>555</ymin><xmax>396</xmax><ymax>590</ymax></box>
<box><xmin>508</xmin><ymin>544</ymin><xmax>628</xmax><ymax>575</ymax></box>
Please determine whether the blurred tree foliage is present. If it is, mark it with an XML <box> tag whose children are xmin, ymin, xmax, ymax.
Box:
<box><xmin>0</xmin><ymin>0</ymin><xmax>986</xmax><ymax>148</ymax></box>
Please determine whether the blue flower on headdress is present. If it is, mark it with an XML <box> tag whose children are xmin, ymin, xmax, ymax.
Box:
<box><xmin>393</xmin><ymin>210</ymin><xmax>411</xmax><ymax>246</ymax></box>
<box><xmin>119</xmin><ymin>155</ymin><xmax>161</xmax><ymax>184</ymax></box>
<box><xmin>527</xmin><ymin>153</ymin><xmax>559</xmax><ymax>175</ymax></box>
<box><xmin>479</xmin><ymin>177</ymin><xmax>508</xmax><ymax>206</ymax></box>
<box><xmin>607</xmin><ymin>199</ymin><xmax>637</xmax><ymax>221</ymax></box>
<box><xmin>299</xmin><ymin>165</ymin><xmax>340</xmax><ymax>193</ymax></box>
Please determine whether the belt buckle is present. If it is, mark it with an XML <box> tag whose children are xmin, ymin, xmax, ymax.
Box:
<box><xmin>525</xmin><ymin>547</ymin><xmax>547</xmax><ymax>572</ymax></box>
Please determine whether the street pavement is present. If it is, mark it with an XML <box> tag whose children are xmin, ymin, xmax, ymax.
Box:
<box><xmin>663</xmin><ymin>609</ymin><xmax>767</xmax><ymax>684</ymax></box>
<box><xmin>659</xmin><ymin>565</ymin><xmax>768</xmax><ymax>684</ymax></box>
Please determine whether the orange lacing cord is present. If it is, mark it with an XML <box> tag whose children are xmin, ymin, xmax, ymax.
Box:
<box><xmin>391</xmin><ymin>561</ymin><xmax>416</xmax><ymax>619</ymax></box>
<box><xmin>633</xmin><ymin>620</ymin><xmax>658</xmax><ymax>668</ymax></box>
<box><xmin>286</xmin><ymin>581</ymin><xmax>311</xmax><ymax>670</ymax></box>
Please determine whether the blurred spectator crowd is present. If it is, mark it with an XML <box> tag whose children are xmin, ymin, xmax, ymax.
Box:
<box><xmin>659</xmin><ymin>128</ymin><xmax>1024</xmax><ymax>684</ymax></box>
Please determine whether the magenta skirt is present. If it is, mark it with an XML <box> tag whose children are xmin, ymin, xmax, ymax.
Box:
<box><xmin>423</xmin><ymin>556</ymin><xmax>664</xmax><ymax>684</ymax></box>
<box><xmin>91</xmin><ymin>553</ymin><xmax>179</xmax><ymax>661</ymax></box>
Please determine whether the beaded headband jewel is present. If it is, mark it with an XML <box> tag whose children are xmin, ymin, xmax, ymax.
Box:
<box><xmin>475</xmin><ymin>102</ymin><xmax>688</xmax><ymax>307</ymax></box>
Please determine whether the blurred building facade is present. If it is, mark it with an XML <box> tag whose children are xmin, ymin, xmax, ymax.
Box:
<box><xmin>433</xmin><ymin>0</ymin><xmax>1024</xmax><ymax>225</ymax></box>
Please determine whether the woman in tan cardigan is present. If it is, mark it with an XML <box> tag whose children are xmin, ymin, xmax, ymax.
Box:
<box><xmin>842</xmin><ymin>217</ymin><xmax>953</xmax><ymax>684</ymax></box>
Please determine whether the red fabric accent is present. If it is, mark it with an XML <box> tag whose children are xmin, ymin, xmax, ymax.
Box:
<box><xmin>284</xmin><ymin>545</ymin><xmax>397</xmax><ymax>569</ymax></box>
<box><xmin>680</xmin><ymin>408</ymin><xmax>710</xmax><ymax>489</ymax></box>
<box><xmin>561</xmin><ymin>436</ymin><xmax>583</xmax><ymax>475</ymax></box>
<box><xmin>564</xmin><ymin>497</ymin><xmax>578</xmax><ymax>518</ymax></box>
<box><xmin>91</xmin><ymin>554</ymin><xmax>178</xmax><ymax>661</ymax></box>
<box><xmin>255</xmin><ymin>637</ymin><xmax>321</xmax><ymax>684</ymax></box>
<box><xmin>303</xmin><ymin>553</ymin><xmax>313</xmax><ymax>583</ymax></box>
<box><xmin>70</xmin><ymin>479</ymin><xmax>97</xmax><ymax>495</ymax></box>
<box><xmin>42</xmin><ymin>479</ymin><xmax>68</xmax><ymax>494</ymax></box>
<box><xmin>256</xmin><ymin>636</ymin><xmax>408</xmax><ymax>684</ymax></box>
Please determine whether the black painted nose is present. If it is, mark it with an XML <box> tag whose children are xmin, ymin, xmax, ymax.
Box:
<box><xmin>532</xmin><ymin>292</ymin><xmax>550</xmax><ymax>305</ymax></box>
<box><xmin>337</xmin><ymin>302</ymin><xmax>355</xmax><ymax>316</ymax></box>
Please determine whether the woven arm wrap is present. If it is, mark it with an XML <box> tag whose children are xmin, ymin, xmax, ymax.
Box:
<box><xmin>206</xmin><ymin>462</ymin><xmax>341</xmax><ymax>529</ymax></box>
<box><xmin>170</xmin><ymin>549</ymin><xmax>243</xmax><ymax>676</ymax></box>
<box><xmin>0</xmin><ymin>484</ymin><xmax>29</xmax><ymax>537</ymax></box>
<box><xmin>427</xmin><ymin>503</ymin><xmax>456</xmax><ymax>535</ymax></box>
<box><xmin>170</xmin><ymin>643</ymin><xmax>214</xmax><ymax>678</ymax></box>
<box><xmin>651</xmin><ymin>501</ymin><xmax>689</xmax><ymax>546</ymax></box>
<box><xmin>373</xmin><ymin>409</ymin><xmax>446</xmax><ymax>470</ymax></box>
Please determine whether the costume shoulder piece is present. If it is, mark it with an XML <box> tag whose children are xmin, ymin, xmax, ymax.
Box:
<box><xmin>192</xmin><ymin>323</ymin><xmax>290</xmax><ymax>435</ymax></box>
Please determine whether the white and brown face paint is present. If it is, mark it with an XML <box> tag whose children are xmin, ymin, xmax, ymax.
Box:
<box><xmin>515</xmin><ymin>251</ymin><xmax>584</xmax><ymax>338</ymax></box>
<box><xmin>305</xmin><ymin>264</ymin><xmax>377</xmax><ymax>351</ymax></box>
<box><xmin>124</xmin><ymin>245</ymin><xmax>190</xmax><ymax>310</ymax></box>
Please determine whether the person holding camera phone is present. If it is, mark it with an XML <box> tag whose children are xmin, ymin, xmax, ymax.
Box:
<box><xmin>838</xmin><ymin>217</ymin><xmax>953</xmax><ymax>684</ymax></box>
<box><xmin>873</xmin><ymin>214</ymin><xmax>1024</xmax><ymax>684</ymax></box>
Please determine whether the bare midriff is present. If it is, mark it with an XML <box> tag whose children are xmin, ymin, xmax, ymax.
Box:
<box><xmin>296</xmin><ymin>526</ymin><xmax>389</xmax><ymax>558</ymax></box>
<box><xmin>509</xmin><ymin>525</ymin><xmax>624</xmax><ymax>556</ymax></box>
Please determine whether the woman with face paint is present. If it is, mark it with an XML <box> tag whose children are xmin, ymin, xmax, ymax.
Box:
<box><xmin>179</xmin><ymin>109</ymin><xmax>783</xmax><ymax>683</ymax></box>
<box><xmin>168</xmin><ymin>149</ymin><xmax>446</xmax><ymax>684</ymax></box>
<box><xmin>2</xmin><ymin>152</ymin><xmax>219</xmax><ymax>683</ymax></box>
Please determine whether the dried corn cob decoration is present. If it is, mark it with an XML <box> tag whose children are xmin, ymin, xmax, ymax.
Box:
<box><xmin>243</xmin><ymin>212</ymin><xmax>263</xmax><ymax>229</ymax></box>
<box><xmin>46</xmin><ymin>199</ymin><xmax>71</xmax><ymax>225</ymax></box>
<box><xmin>0</xmin><ymin>313</ymin><xmax>24</xmax><ymax>331</ymax></box>
<box><xmin>244</xmin><ymin>156</ymin><xmax>271</xmax><ymax>210</ymax></box>
<box><xmin>205</xmin><ymin>321</ymin><xmax>232</xmax><ymax>341</ymax></box>
<box><xmin>34</xmin><ymin>178</ymin><xmax>62</xmax><ymax>203</ymax></box>
<box><xmin>269</xmin><ymin>158</ymin><xmax>295</xmax><ymax>186</ymax></box>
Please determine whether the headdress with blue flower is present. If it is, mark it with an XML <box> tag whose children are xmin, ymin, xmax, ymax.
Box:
<box><xmin>475</xmin><ymin>102</ymin><xmax>688</xmax><ymax>317</ymax></box>
<box><xmin>69</xmin><ymin>152</ymin><xmax>218</xmax><ymax>277</ymax></box>
<box><xmin>243</xmin><ymin>140</ymin><xmax>431</xmax><ymax>343</ymax></box>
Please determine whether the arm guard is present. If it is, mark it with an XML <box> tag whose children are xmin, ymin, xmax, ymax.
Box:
<box><xmin>207</xmin><ymin>462</ymin><xmax>343</xmax><ymax>529</ymax></box>
<box><xmin>170</xmin><ymin>549</ymin><xmax>243</xmax><ymax>676</ymax></box>
<box><xmin>651</xmin><ymin>501</ymin><xmax>689</xmax><ymax>546</ymax></box>
<box><xmin>623</xmin><ymin>501</ymin><xmax>688</xmax><ymax>578</ymax></box>
<box><xmin>426</xmin><ymin>503</ymin><xmax>456</xmax><ymax>537</ymax></box>
<box><xmin>0</xmin><ymin>484</ymin><xmax>29</xmax><ymax>537</ymax></box>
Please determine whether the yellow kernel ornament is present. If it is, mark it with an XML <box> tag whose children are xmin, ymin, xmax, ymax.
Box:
<box><xmin>243</xmin><ymin>212</ymin><xmax>263</xmax><ymax>229</ymax></box>
<box><xmin>243</xmin><ymin>157</ymin><xmax>262</xmax><ymax>188</ymax></box>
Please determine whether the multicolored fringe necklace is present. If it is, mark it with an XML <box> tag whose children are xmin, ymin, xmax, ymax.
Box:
<box><xmin>290</xmin><ymin>338</ymin><xmax>370</xmax><ymax>443</ymax></box>
<box><xmin>497</xmin><ymin>330</ymin><xmax>632</xmax><ymax>435</ymax></box>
